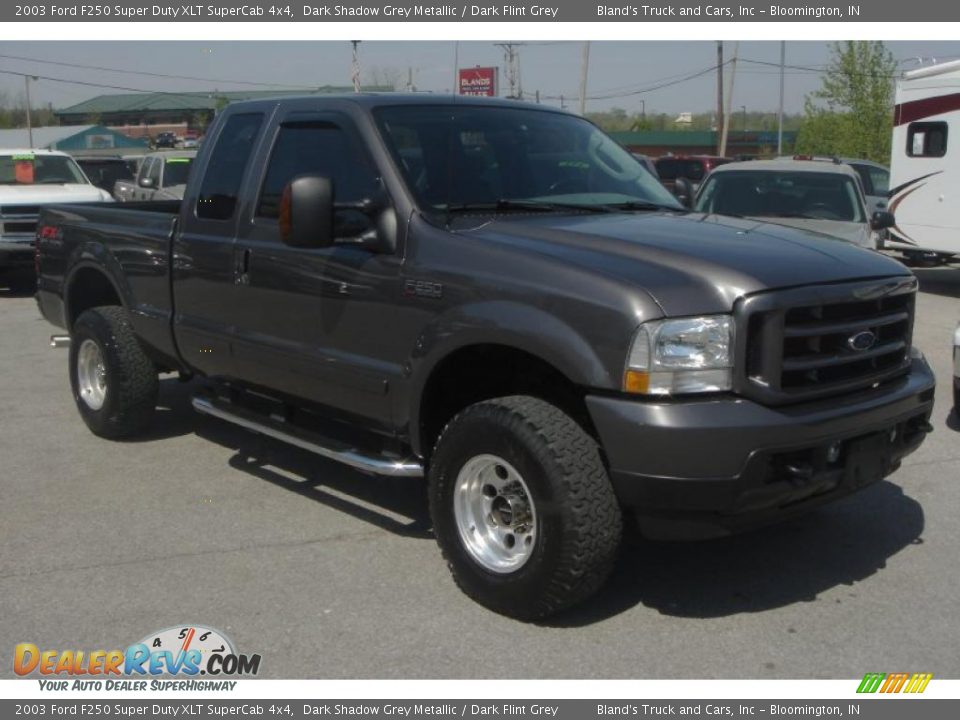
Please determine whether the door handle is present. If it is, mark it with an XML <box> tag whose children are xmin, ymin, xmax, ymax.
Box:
<box><xmin>236</xmin><ymin>248</ymin><xmax>251</xmax><ymax>285</ymax></box>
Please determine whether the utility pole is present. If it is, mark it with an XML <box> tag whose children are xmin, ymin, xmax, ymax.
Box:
<box><xmin>578</xmin><ymin>41</ymin><xmax>591</xmax><ymax>116</ymax></box>
<box><xmin>495</xmin><ymin>43</ymin><xmax>525</xmax><ymax>99</ymax></box>
<box><xmin>716</xmin><ymin>41</ymin><xmax>724</xmax><ymax>154</ymax></box>
<box><xmin>777</xmin><ymin>41</ymin><xmax>785</xmax><ymax>156</ymax></box>
<box><xmin>350</xmin><ymin>40</ymin><xmax>361</xmax><ymax>93</ymax></box>
<box><xmin>25</xmin><ymin>75</ymin><xmax>36</xmax><ymax>148</ymax></box>
<box><xmin>719</xmin><ymin>41</ymin><xmax>739</xmax><ymax>157</ymax></box>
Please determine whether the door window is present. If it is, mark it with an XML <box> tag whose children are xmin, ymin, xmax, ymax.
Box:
<box><xmin>256</xmin><ymin>122</ymin><xmax>380</xmax><ymax>237</ymax></box>
<box><xmin>197</xmin><ymin>113</ymin><xmax>264</xmax><ymax>220</ymax></box>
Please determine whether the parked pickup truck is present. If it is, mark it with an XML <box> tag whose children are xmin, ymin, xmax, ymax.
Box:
<box><xmin>36</xmin><ymin>95</ymin><xmax>935</xmax><ymax>620</ymax></box>
<box><xmin>1</xmin><ymin>149</ymin><xmax>112</xmax><ymax>290</ymax></box>
<box><xmin>113</xmin><ymin>150</ymin><xmax>195</xmax><ymax>202</ymax></box>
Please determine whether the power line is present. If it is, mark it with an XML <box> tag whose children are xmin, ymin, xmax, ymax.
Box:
<box><xmin>0</xmin><ymin>52</ymin><xmax>314</xmax><ymax>90</ymax></box>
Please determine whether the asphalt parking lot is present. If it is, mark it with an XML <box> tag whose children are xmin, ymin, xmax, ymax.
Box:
<box><xmin>1</xmin><ymin>267</ymin><xmax>958</xmax><ymax>680</ymax></box>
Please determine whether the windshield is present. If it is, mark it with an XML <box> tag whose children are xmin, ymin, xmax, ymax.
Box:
<box><xmin>375</xmin><ymin>105</ymin><xmax>681</xmax><ymax>213</ymax></box>
<box><xmin>694</xmin><ymin>170</ymin><xmax>866</xmax><ymax>223</ymax></box>
<box><xmin>0</xmin><ymin>153</ymin><xmax>89</xmax><ymax>186</ymax></box>
<box><xmin>78</xmin><ymin>159</ymin><xmax>134</xmax><ymax>192</ymax></box>
<box><xmin>162</xmin><ymin>158</ymin><xmax>193</xmax><ymax>186</ymax></box>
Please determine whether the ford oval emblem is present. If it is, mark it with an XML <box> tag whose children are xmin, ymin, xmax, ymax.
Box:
<box><xmin>847</xmin><ymin>330</ymin><xmax>878</xmax><ymax>352</ymax></box>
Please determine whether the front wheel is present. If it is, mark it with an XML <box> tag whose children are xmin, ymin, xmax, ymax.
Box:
<box><xmin>69</xmin><ymin>306</ymin><xmax>158</xmax><ymax>439</ymax></box>
<box><xmin>428</xmin><ymin>396</ymin><xmax>622</xmax><ymax>620</ymax></box>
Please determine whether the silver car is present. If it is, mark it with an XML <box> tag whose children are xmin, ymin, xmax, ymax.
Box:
<box><xmin>693</xmin><ymin>159</ymin><xmax>894</xmax><ymax>250</ymax></box>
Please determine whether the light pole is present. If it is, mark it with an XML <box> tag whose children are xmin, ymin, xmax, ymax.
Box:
<box><xmin>25</xmin><ymin>75</ymin><xmax>38</xmax><ymax>148</ymax></box>
<box><xmin>350</xmin><ymin>40</ymin><xmax>361</xmax><ymax>93</ymax></box>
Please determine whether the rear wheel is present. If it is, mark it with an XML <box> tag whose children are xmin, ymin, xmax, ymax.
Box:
<box><xmin>428</xmin><ymin>395</ymin><xmax>622</xmax><ymax>620</ymax></box>
<box><xmin>69</xmin><ymin>306</ymin><xmax>158</xmax><ymax>439</ymax></box>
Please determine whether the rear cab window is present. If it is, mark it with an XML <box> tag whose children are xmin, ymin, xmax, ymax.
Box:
<box><xmin>196</xmin><ymin>112</ymin><xmax>265</xmax><ymax>221</ymax></box>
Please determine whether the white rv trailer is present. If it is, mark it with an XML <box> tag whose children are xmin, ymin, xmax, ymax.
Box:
<box><xmin>888</xmin><ymin>59</ymin><xmax>960</xmax><ymax>258</ymax></box>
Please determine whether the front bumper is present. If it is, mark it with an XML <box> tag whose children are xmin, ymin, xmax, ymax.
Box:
<box><xmin>0</xmin><ymin>239</ymin><xmax>35</xmax><ymax>273</ymax></box>
<box><xmin>587</xmin><ymin>355</ymin><xmax>936</xmax><ymax>540</ymax></box>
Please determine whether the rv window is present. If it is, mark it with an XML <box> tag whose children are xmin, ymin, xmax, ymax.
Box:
<box><xmin>907</xmin><ymin>122</ymin><xmax>948</xmax><ymax>158</ymax></box>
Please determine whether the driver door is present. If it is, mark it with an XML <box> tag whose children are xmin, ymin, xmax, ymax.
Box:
<box><xmin>230</xmin><ymin>110</ymin><xmax>403</xmax><ymax>429</ymax></box>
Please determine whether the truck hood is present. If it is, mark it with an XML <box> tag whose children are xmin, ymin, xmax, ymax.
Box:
<box><xmin>460</xmin><ymin>211</ymin><xmax>911</xmax><ymax>316</ymax></box>
<box><xmin>0</xmin><ymin>184</ymin><xmax>108</xmax><ymax>205</ymax></box>
<box><xmin>742</xmin><ymin>216</ymin><xmax>872</xmax><ymax>249</ymax></box>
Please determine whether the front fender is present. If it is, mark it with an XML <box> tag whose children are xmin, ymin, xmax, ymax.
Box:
<box><xmin>404</xmin><ymin>300</ymin><xmax>621</xmax><ymax>455</ymax></box>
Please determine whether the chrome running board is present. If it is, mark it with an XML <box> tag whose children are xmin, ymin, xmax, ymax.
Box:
<box><xmin>50</xmin><ymin>335</ymin><xmax>71</xmax><ymax>348</ymax></box>
<box><xmin>191</xmin><ymin>394</ymin><xmax>423</xmax><ymax>478</ymax></box>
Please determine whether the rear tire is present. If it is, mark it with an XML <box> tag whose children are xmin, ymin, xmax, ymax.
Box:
<box><xmin>428</xmin><ymin>395</ymin><xmax>622</xmax><ymax>620</ymax></box>
<box><xmin>69</xmin><ymin>306</ymin><xmax>158</xmax><ymax>439</ymax></box>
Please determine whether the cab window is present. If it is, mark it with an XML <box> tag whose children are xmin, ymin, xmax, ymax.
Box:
<box><xmin>256</xmin><ymin>122</ymin><xmax>380</xmax><ymax>237</ymax></box>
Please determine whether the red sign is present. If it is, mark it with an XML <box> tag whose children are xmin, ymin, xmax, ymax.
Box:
<box><xmin>458</xmin><ymin>67</ymin><xmax>498</xmax><ymax>97</ymax></box>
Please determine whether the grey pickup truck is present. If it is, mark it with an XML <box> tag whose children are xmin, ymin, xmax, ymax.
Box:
<box><xmin>113</xmin><ymin>150</ymin><xmax>195</xmax><ymax>202</ymax></box>
<box><xmin>36</xmin><ymin>95</ymin><xmax>935</xmax><ymax>620</ymax></box>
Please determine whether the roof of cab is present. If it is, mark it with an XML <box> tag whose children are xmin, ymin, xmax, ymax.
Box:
<box><xmin>223</xmin><ymin>92</ymin><xmax>575</xmax><ymax>115</ymax></box>
<box><xmin>709</xmin><ymin>159</ymin><xmax>861</xmax><ymax>178</ymax></box>
<box><xmin>0</xmin><ymin>148</ymin><xmax>71</xmax><ymax>156</ymax></box>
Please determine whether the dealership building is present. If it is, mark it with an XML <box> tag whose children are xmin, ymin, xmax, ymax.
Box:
<box><xmin>54</xmin><ymin>87</ymin><xmax>390</xmax><ymax>140</ymax></box>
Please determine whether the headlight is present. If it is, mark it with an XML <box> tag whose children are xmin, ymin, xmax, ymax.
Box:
<box><xmin>624</xmin><ymin>315</ymin><xmax>734</xmax><ymax>395</ymax></box>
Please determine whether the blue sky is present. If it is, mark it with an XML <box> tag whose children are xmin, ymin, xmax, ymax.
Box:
<box><xmin>1</xmin><ymin>41</ymin><xmax>959</xmax><ymax>116</ymax></box>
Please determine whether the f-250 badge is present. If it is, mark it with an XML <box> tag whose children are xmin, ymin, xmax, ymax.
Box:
<box><xmin>404</xmin><ymin>279</ymin><xmax>443</xmax><ymax>299</ymax></box>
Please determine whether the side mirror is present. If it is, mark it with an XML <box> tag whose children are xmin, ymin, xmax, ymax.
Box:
<box><xmin>674</xmin><ymin>177</ymin><xmax>695</xmax><ymax>209</ymax></box>
<box><xmin>279</xmin><ymin>175</ymin><xmax>334</xmax><ymax>248</ymax></box>
<box><xmin>139</xmin><ymin>177</ymin><xmax>154</xmax><ymax>189</ymax></box>
<box><xmin>870</xmin><ymin>210</ymin><xmax>895</xmax><ymax>231</ymax></box>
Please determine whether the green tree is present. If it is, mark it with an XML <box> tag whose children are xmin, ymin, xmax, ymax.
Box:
<box><xmin>795</xmin><ymin>41</ymin><xmax>897</xmax><ymax>163</ymax></box>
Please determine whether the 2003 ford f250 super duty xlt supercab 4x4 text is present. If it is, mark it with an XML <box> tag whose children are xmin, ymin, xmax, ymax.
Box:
<box><xmin>36</xmin><ymin>95</ymin><xmax>935</xmax><ymax>620</ymax></box>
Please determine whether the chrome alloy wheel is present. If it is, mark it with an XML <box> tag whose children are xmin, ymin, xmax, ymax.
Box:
<box><xmin>77</xmin><ymin>338</ymin><xmax>107</xmax><ymax>411</ymax></box>
<box><xmin>453</xmin><ymin>454</ymin><xmax>537</xmax><ymax>574</ymax></box>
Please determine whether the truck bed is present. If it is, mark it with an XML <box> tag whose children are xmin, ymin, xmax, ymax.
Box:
<box><xmin>36</xmin><ymin>200</ymin><xmax>183</xmax><ymax>367</ymax></box>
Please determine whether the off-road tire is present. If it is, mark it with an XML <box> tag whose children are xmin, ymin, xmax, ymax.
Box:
<box><xmin>428</xmin><ymin>395</ymin><xmax>622</xmax><ymax>620</ymax></box>
<box><xmin>69</xmin><ymin>306</ymin><xmax>158</xmax><ymax>439</ymax></box>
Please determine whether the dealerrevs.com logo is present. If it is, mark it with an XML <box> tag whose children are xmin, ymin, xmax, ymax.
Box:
<box><xmin>14</xmin><ymin>625</ymin><xmax>261</xmax><ymax>690</ymax></box>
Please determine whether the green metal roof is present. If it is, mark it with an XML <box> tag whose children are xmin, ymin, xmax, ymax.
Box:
<box><xmin>55</xmin><ymin>87</ymin><xmax>392</xmax><ymax>116</ymax></box>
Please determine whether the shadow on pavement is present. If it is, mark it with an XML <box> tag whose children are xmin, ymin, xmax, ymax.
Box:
<box><xmin>947</xmin><ymin>408</ymin><xmax>960</xmax><ymax>432</ymax></box>
<box><xmin>196</xmin><ymin>417</ymin><xmax>433</xmax><ymax>540</ymax></box>
<box><xmin>122</xmin><ymin>377</ymin><xmax>203</xmax><ymax>443</ymax></box>
<box><xmin>548</xmin><ymin>480</ymin><xmax>924</xmax><ymax>626</ymax></box>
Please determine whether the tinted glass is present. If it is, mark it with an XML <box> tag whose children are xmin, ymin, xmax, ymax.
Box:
<box><xmin>257</xmin><ymin>123</ymin><xmax>379</xmax><ymax>219</ymax></box>
<box><xmin>694</xmin><ymin>170</ymin><xmax>865</xmax><ymax>223</ymax></box>
<box><xmin>163</xmin><ymin>158</ymin><xmax>193</xmax><ymax>187</ymax></box>
<box><xmin>197</xmin><ymin>113</ymin><xmax>263</xmax><ymax>220</ymax></box>
<box><xmin>377</xmin><ymin>105</ymin><xmax>679</xmax><ymax>211</ymax></box>
<box><xmin>77</xmin><ymin>160</ymin><xmax>133</xmax><ymax>191</ymax></box>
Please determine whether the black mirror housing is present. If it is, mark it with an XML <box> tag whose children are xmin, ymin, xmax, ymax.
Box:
<box><xmin>280</xmin><ymin>175</ymin><xmax>334</xmax><ymax>248</ymax></box>
<box><xmin>673</xmin><ymin>177</ymin><xmax>695</xmax><ymax>209</ymax></box>
<box><xmin>870</xmin><ymin>210</ymin><xmax>895</xmax><ymax>231</ymax></box>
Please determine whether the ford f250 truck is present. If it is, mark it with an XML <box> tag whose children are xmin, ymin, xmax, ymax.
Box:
<box><xmin>36</xmin><ymin>95</ymin><xmax>935</xmax><ymax>620</ymax></box>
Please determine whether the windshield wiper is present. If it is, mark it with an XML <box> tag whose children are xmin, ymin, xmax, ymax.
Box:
<box><xmin>600</xmin><ymin>200</ymin><xmax>686</xmax><ymax>213</ymax></box>
<box><xmin>445</xmin><ymin>199</ymin><xmax>613</xmax><ymax>215</ymax></box>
